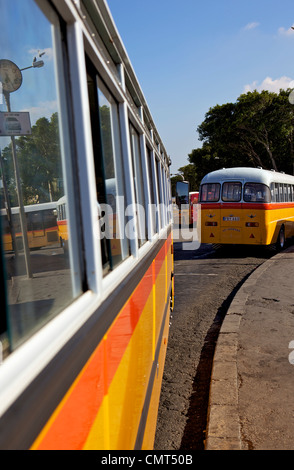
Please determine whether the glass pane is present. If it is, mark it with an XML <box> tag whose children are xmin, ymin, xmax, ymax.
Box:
<box><xmin>130</xmin><ymin>124</ymin><xmax>147</xmax><ymax>245</ymax></box>
<box><xmin>97</xmin><ymin>87</ymin><xmax>127</xmax><ymax>270</ymax></box>
<box><xmin>222</xmin><ymin>182</ymin><xmax>242</xmax><ymax>202</ymax></box>
<box><xmin>146</xmin><ymin>147</ymin><xmax>157</xmax><ymax>233</ymax></box>
<box><xmin>0</xmin><ymin>0</ymin><xmax>81</xmax><ymax>358</ymax></box>
<box><xmin>200</xmin><ymin>183</ymin><xmax>220</xmax><ymax>202</ymax></box>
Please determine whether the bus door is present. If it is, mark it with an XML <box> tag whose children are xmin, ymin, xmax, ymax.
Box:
<box><xmin>220</xmin><ymin>181</ymin><xmax>243</xmax><ymax>243</ymax></box>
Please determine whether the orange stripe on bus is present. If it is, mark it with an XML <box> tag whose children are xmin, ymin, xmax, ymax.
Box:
<box><xmin>32</xmin><ymin>235</ymin><xmax>171</xmax><ymax>449</ymax></box>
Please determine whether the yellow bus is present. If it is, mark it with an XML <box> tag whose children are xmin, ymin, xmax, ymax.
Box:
<box><xmin>199</xmin><ymin>167</ymin><xmax>294</xmax><ymax>249</ymax></box>
<box><xmin>0</xmin><ymin>0</ymin><xmax>173</xmax><ymax>450</ymax></box>
<box><xmin>1</xmin><ymin>202</ymin><xmax>58</xmax><ymax>252</ymax></box>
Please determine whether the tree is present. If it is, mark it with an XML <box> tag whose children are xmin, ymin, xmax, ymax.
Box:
<box><xmin>194</xmin><ymin>88</ymin><xmax>294</xmax><ymax>180</ymax></box>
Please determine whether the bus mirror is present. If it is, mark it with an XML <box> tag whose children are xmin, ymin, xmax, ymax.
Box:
<box><xmin>175</xmin><ymin>181</ymin><xmax>189</xmax><ymax>207</ymax></box>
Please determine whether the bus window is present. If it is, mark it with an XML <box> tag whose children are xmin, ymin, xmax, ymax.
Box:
<box><xmin>222</xmin><ymin>182</ymin><xmax>242</xmax><ymax>202</ymax></box>
<box><xmin>244</xmin><ymin>183</ymin><xmax>271</xmax><ymax>203</ymax></box>
<box><xmin>87</xmin><ymin>61</ymin><xmax>129</xmax><ymax>272</ymax></box>
<box><xmin>154</xmin><ymin>158</ymin><xmax>161</xmax><ymax>230</ymax></box>
<box><xmin>130</xmin><ymin>124</ymin><xmax>148</xmax><ymax>246</ymax></box>
<box><xmin>200</xmin><ymin>183</ymin><xmax>220</xmax><ymax>202</ymax></box>
<box><xmin>146</xmin><ymin>146</ymin><xmax>158</xmax><ymax>234</ymax></box>
<box><xmin>278</xmin><ymin>184</ymin><xmax>284</xmax><ymax>202</ymax></box>
<box><xmin>98</xmin><ymin>86</ymin><xmax>128</xmax><ymax>268</ymax></box>
<box><xmin>270</xmin><ymin>183</ymin><xmax>278</xmax><ymax>202</ymax></box>
<box><xmin>0</xmin><ymin>0</ymin><xmax>82</xmax><ymax>357</ymax></box>
<box><xmin>283</xmin><ymin>184</ymin><xmax>288</xmax><ymax>202</ymax></box>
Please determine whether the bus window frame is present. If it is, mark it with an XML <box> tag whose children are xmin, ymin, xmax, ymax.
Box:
<box><xmin>129</xmin><ymin>122</ymin><xmax>148</xmax><ymax>246</ymax></box>
<box><xmin>97</xmin><ymin>76</ymin><xmax>130</xmax><ymax>266</ymax></box>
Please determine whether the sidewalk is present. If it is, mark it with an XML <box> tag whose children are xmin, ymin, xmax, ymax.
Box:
<box><xmin>205</xmin><ymin>244</ymin><xmax>294</xmax><ymax>450</ymax></box>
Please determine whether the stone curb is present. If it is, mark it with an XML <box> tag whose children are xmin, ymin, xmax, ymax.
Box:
<box><xmin>204</xmin><ymin>247</ymin><xmax>292</xmax><ymax>450</ymax></box>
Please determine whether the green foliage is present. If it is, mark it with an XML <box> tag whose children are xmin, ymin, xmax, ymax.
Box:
<box><xmin>177</xmin><ymin>88</ymin><xmax>294</xmax><ymax>189</ymax></box>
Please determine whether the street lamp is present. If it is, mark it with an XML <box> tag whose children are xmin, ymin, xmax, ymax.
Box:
<box><xmin>0</xmin><ymin>58</ymin><xmax>44</xmax><ymax>278</ymax></box>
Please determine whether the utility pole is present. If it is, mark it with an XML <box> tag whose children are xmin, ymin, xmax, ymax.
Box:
<box><xmin>3</xmin><ymin>90</ymin><xmax>32</xmax><ymax>278</ymax></box>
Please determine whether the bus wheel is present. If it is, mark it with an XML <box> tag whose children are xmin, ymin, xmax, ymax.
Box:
<box><xmin>276</xmin><ymin>226</ymin><xmax>285</xmax><ymax>251</ymax></box>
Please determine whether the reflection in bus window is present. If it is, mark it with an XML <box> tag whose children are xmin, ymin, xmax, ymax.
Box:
<box><xmin>87</xmin><ymin>61</ymin><xmax>129</xmax><ymax>273</ymax></box>
<box><xmin>146</xmin><ymin>146</ymin><xmax>158</xmax><ymax>234</ymax></box>
<box><xmin>130</xmin><ymin>124</ymin><xmax>147</xmax><ymax>246</ymax></box>
<box><xmin>0</xmin><ymin>0</ymin><xmax>81</xmax><ymax>357</ymax></box>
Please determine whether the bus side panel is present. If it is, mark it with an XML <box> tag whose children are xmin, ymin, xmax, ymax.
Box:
<box><xmin>266</xmin><ymin>204</ymin><xmax>294</xmax><ymax>245</ymax></box>
<box><xmin>285</xmin><ymin>206</ymin><xmax>294</xmax><ymax>239</ymax></box>
<box><xmin>83</xmin><ymin>269</ymin><xmax>154</xmax><ymax>450</ymax></box>
<box><xmin>30</xmin><ymin>235</ymin><xmax>172</xmax><ymax>450</ymax></box>
<box><xmin>141</xmin><ymin>295</ymin><xmax>170</xmax><ymax>450</ymax></box>
<box><xmin>265</xmin><ymin>207</ymin><xmax>278</xmax><ymax>245</ymax></box>
<box><xmin>141</xmin><ymin>236</ymin><xmax>173</xmax><ymax>449</ymax></box>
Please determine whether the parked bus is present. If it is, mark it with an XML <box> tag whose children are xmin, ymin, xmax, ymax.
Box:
<box><xmin>174</xmin><ymin>181</ymin><xmax>199</xmax><ymax>227</ymax></box>
<box><xmin>199</xmin><ymin>167</ymin><xmax>294</xmax><ymax>248</ymax></box>
<box><xmin>1</xmin><ymin>202</ymin><xmax>58</xmax><ymax>252</ymax></box>
<box><xmin>0</xmin><ymin>0</ymin><xmax>173</xmax><ymax>450</ymax></box>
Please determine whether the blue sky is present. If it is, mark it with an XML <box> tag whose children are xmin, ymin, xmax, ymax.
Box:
<box><xmin>107</xmin><ymin>0</ymin><xmax>294</xmax><ymax>174</ymax></box>
<box><xmin>0</xmin><ymin>0</ymin><xmax>56</xmax><ymax>124</ymax></box>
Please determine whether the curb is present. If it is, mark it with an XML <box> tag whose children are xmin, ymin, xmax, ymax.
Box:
<box><xmin>204</xmin><ymin>247</ymin><xmax>292</xmax><ymax>450</ymax></box>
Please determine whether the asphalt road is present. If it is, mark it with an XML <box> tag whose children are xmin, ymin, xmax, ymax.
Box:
<box><xmin>154</xmin><ymin>239</ymin><xmax>275</xmax><ymax>450</ymax></box>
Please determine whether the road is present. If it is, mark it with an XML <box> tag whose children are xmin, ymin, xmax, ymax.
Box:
<box><xmin>154</xmin><ymin>236</ymin><xmax>275</xmax><ymax>450</ymax></box>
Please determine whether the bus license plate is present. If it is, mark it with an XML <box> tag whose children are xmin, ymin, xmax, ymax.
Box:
<box><xmin>223</xmin><ymin>216</ymin><xmax>240</xmax><ymax>221</ymax></box>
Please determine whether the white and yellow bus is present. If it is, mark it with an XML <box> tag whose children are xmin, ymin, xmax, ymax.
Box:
<box><xmin>0</xmin><ymin>0</ymin><xmax>173</xmax><ymax>450</ymax></box>
<box><xmin>1</xmin><ymin>202</ymin><xmax>58</xmax><ymax>252</ymax></box>
<box><xmin>199</xmin><ymin>167</ymin><xmax>294</xmax><ymax>249</ymax></box>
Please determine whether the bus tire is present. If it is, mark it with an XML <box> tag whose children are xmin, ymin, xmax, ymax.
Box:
<box><xmin>276</xmin><ymin>225</ymin><xmax>285</xmax><ymax>251</ymax></box>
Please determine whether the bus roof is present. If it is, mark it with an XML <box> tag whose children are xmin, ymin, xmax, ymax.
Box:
<box><xmin>200</xmin><ymin>167</ymin><xmax>294</xmax><ymax>186</ymax></box>
<box><xmin>0</xmin><ymin>202</ymin><xmax>58</xmax><ymax>215</ymax></box>
<box><xmin>56</xmin><ymin>195</ymin><xmax>67</xmax><ymax>206</ymax></box>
